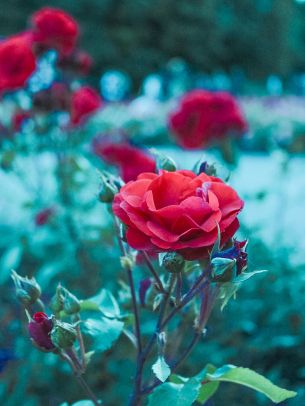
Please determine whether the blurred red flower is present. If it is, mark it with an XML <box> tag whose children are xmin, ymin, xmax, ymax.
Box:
<box><xmin>169</xmin><ymin>90</ymin><xmax>247</xmax><ymax>149</ymax></box>
<box><xmin>12</xmin><ymin>110</ymin><xmax>32</xmax><ymax>132</ymax></box>
<box><xmin>0</xmin><ymin>35</ymin><xmax>36</xmax><ymax>92</ymax></box>
<box><xmin>113</xmin><ymin>170</ymin><xmax>243</xmax><ymax>260</ymax></box>
<box><xmin>35</xmin><ymin>208</ymin><xmax>55</xmax><ymax>226</ymax></box>
<box><xmin>70</xmin><ymin>86</ymin><xmax>102</xmax><ymax>125</ymax></box>
<box><xmin>93</xmin><ymin>139</ymin><xmax>156</xmax><ymax>182</ymax></box>
<box><xmin>31</xmin><ymin>7</ymin><xmax>79</xmax><ymax>56</ymax></box>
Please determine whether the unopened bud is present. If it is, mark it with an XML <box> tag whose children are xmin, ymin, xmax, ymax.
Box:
<box><xmin>98</xmin><ymin>171</ymin><xmax>119</xmax><ymax>203</ymax></box>
<box><xmin>50</xmin><ymin>284</ymin><xmax>80</xmax><ymax>315</ymax></box>
<box><xmin>162</xmin><ymin>252</ymin><xmax>185</xmax><ymax>273</ymax></box>
<box><xmin>28</xmin><ymin>312</ymin><xmax>55</xmax><ymax>351</ymax></box>
<box><xmin>198</xmin><ymin>161</ymin><xmax>217</xmax><ymax>177</ymax></box>
<box><xmin>151</xmin><ymin>149</ymin><xmax>177</xmax><ymax>172</ymax></box>
<box><xmin>211</xmin><ymin>257</ymin><xmax>236</xmax><ymax>282</ymax></box>
<box><xmin>11</xmin><ymin>270</ymin><xmax>41</xmax><ymax>306</ymax></box>
<box><xmin>50</xmin><ymin>319</ymin><xmax>77</xmax><ymax>349</ymax></box>
<box><xmin>120</xmin><ymin>254</ymin><xmax>135</xmax><ymax>270</ymax></box>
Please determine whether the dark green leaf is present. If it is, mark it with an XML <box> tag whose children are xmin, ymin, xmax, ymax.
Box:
<box><xmin>206</xmin><ymin>365</ymin><xmax>297</xmax><ymax>404</ymax></box>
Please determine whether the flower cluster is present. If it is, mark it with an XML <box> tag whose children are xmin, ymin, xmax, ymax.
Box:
<box><xmin>169</xmin><ymin>90</ymin><xmax>247</xmax><ymax>149</ymax></box>
<box><xmin>0</xmin><ymin>8</ymin><xmax>79</xmax><ymax>94</ymax></box>
<box><xmin>0</xmin><ymin>7</ymin><xmax>104</xmax><ymax>129</ymax></box>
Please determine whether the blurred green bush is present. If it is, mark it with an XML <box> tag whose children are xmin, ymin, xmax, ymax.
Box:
<box><xmin>1</xmin><ymin>0</ymin><xmax>305</xmax><ymax>87</ymax></box>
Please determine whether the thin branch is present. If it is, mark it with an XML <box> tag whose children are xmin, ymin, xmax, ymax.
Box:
<box><xmin>60</xmin><ymin>351</ymin><xmax>100</xmax><ymax>406</ymax></box>
<box><xmin>142</xmin><ymin>251</ymin><xmax>166</xmax><ymax>294</ymax></box>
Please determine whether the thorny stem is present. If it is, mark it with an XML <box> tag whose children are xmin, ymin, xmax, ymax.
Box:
<box><xmin>142</xmin><ymin>283</ymin><xmax>220</xmax><ymax>396</ymax></box>
<box><xmin>129</xmin><ymin>275</ymin><xmax>176</xmax><ymax>406</ymax></box>
<box><xmin>113</xmin><ymin>217</ymin><xmax>215</xmax><ymax>404</ymax></box>
<box><xmin>142</xmin><ymin>251</ymin><xmax>166</xmax><ymax>294</ymax></box>
<box><xmin>114</xmin><ymin>217</ymin><xmax>142</xmax><ymax>354</ymax></box>
<box><xmin>60</xmin><ymin>351</ymin><xmax>100</xmax><ymax>406</ymax></box>
<box><xmin>175</xmin><ymin>272</ymin><xmax>182</xmax><ymax>306</ymax></box>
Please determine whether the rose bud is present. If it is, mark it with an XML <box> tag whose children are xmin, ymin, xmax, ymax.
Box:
<box><xmin>50</xmin><ymin>319</ymin><xmax>77</xmax><ymax>349</ymax></box>
<box><xmin>28</xmin><ymin>312</ymin><xmax>55</xmax><ymax>351</ymax></box>
<box><xmin>50</xmin><ymin>284</ymin><xmax>80</xmax><ymax>316</ymax></box>
<box><xmin>198</xmin><ymin>161</ymin><xmax>217</xmax><ymax>177</ymax></box>
<box><xmin>162</xmin><ymin>252</ymin><xmax>185</xmax><ymax>273</ymax></box>
<box><xmin>98</xmin><ymin>171</ymin><xmax>119</xmax><ymax>203</ymax></box>
<box><xmin>211</xmin><ymin>257</ymin><xmax>236</xmax><ymax>282</ymax></box>
<box><xmin>152</xmin><ymin>149</ymin><xmax>177</xmax><ymax>172</ymax></box>
<box><xmin>11</xmin><ymin>270</ymin><xmax>41</xmax><ymax>306</ymax></box>
<box><xmin>212</xmin><ymin>239</ymin><xmax>248</xmax><ymax>277</ymax></box>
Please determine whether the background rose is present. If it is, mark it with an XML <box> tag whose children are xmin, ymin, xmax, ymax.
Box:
<box><xmin>113</xmin><ymin>170</ymin><xmax>244</xmax><ymax>260</ymax></box>
<box><xmin>70</xmin><ymin>86</ymin><xmax>102</xmax><ymax>125</ymax></box>
<box><xmin>93</xmin><ymin>139</ymin><xmax>156</xmax><ymax>182</ymax></box>
<box><xmin>0</xmin><ymin>35</ymin><xmax>36</xmax><ymax>92</ymax></box>
<box><xmin>169</xmin><ymin>90</ymin><xmax>247</xmax><ymax>150</ymax></box>
<box><xmin>31</xmin><ymin>7</ymin><xmax>79</xmax><ymax>56</ymax></box>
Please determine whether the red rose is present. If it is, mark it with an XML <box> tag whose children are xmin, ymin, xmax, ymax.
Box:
<box><xmin>93</xmin><ymin>139</ymin><xmax>156</xmax><ymax>182</ymax></box>
<box><xmin>113</xmin><ymin>170</ymin><xmax>243</xmax><ymax>260</ymax></box>
<box><xmin>28</xmin><ymin>312</ymin><xmax>55</xmax><ymax>351</ymax></box>
<box><xmin>0</xmin><ymin>35</ymin><xmax>36</xmax><ymax>92</ymax></box>
<box><xmin>169</xmin><ymin>90</ymin><xmax>247</xmax><ymax>149</ymax></box>
<box><xmin>31</xmin><ymin>7</ymin><xmax>79</xmax><ymax>56</ymax></box>
<box><xmin>70</xmin><ymin>86</ymin><xmax>102</xmax><ymax>125</ymax></box>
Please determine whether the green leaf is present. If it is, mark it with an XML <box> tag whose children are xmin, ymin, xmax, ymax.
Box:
<box><xmin>153</xmin><ymin>293</ymin><xmax>163</xmax><ymax>311</ymax></box>
<box><xmin>152</xmin><ymin>356</ymin><xmax>171</xmax><ymax>383</ymax></box>
<box><xmin>148</xmin><ymin>377</ymin><xmax>202</xmax><ymax>406</ymax></box>
<box><xmin>234</xmin><ymin>269</ymin><xmax>267</xmax><ymax>283</ymax></box>
<box><xmin>218</xmin><ymin>282</ymin><xmax>238</xmax><ymax>311</ymax></box>
<box><xmin>206</xmin><ymin>365</ymin><xmax>297</xmax><ymax>404</ymax></box>
<box><xmin>0</xmin><ymin>245</ymin><xmax>22</xmax><ymax>283</ymax></box>
<box><xmin>82</xmin><ymin>317</ymin><xmax>124</xmax><ymax>353</ymax></box>
<box><xmin>197</xmin><ymin>381</ymin><xmax>219</xmax><ymax>404</ymax></box>
<box><xmin>81</xmin><ymin>289</ymin><xmax>121</xmax><ymax>318</ymax></box>
<box><xmin>218</xmin><ymin>270</ymin><xmax>267</xmax><ymax>310</ymax></box>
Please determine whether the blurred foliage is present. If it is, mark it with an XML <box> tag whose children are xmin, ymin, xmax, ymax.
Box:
<box><xmin>1</xmin><ymin>0</ymin><xmax>305</xmax><ymax>87</ymax></box>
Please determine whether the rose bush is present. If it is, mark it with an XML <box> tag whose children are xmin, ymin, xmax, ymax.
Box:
<box><xmin>113</xmin><ymin>169</ymin><xmax>243</xmax><ymax>259</ymax></box>
<box><xmin>169</xmin><ymin>90</ymin><xmax>247</xmax><ymax>149</ymax></box>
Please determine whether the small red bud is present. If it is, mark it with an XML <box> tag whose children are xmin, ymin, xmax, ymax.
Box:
<box><xmin>28</xmin><ymin>312</ymin><xmax>55</xmax><ymax>351</ymax></box>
